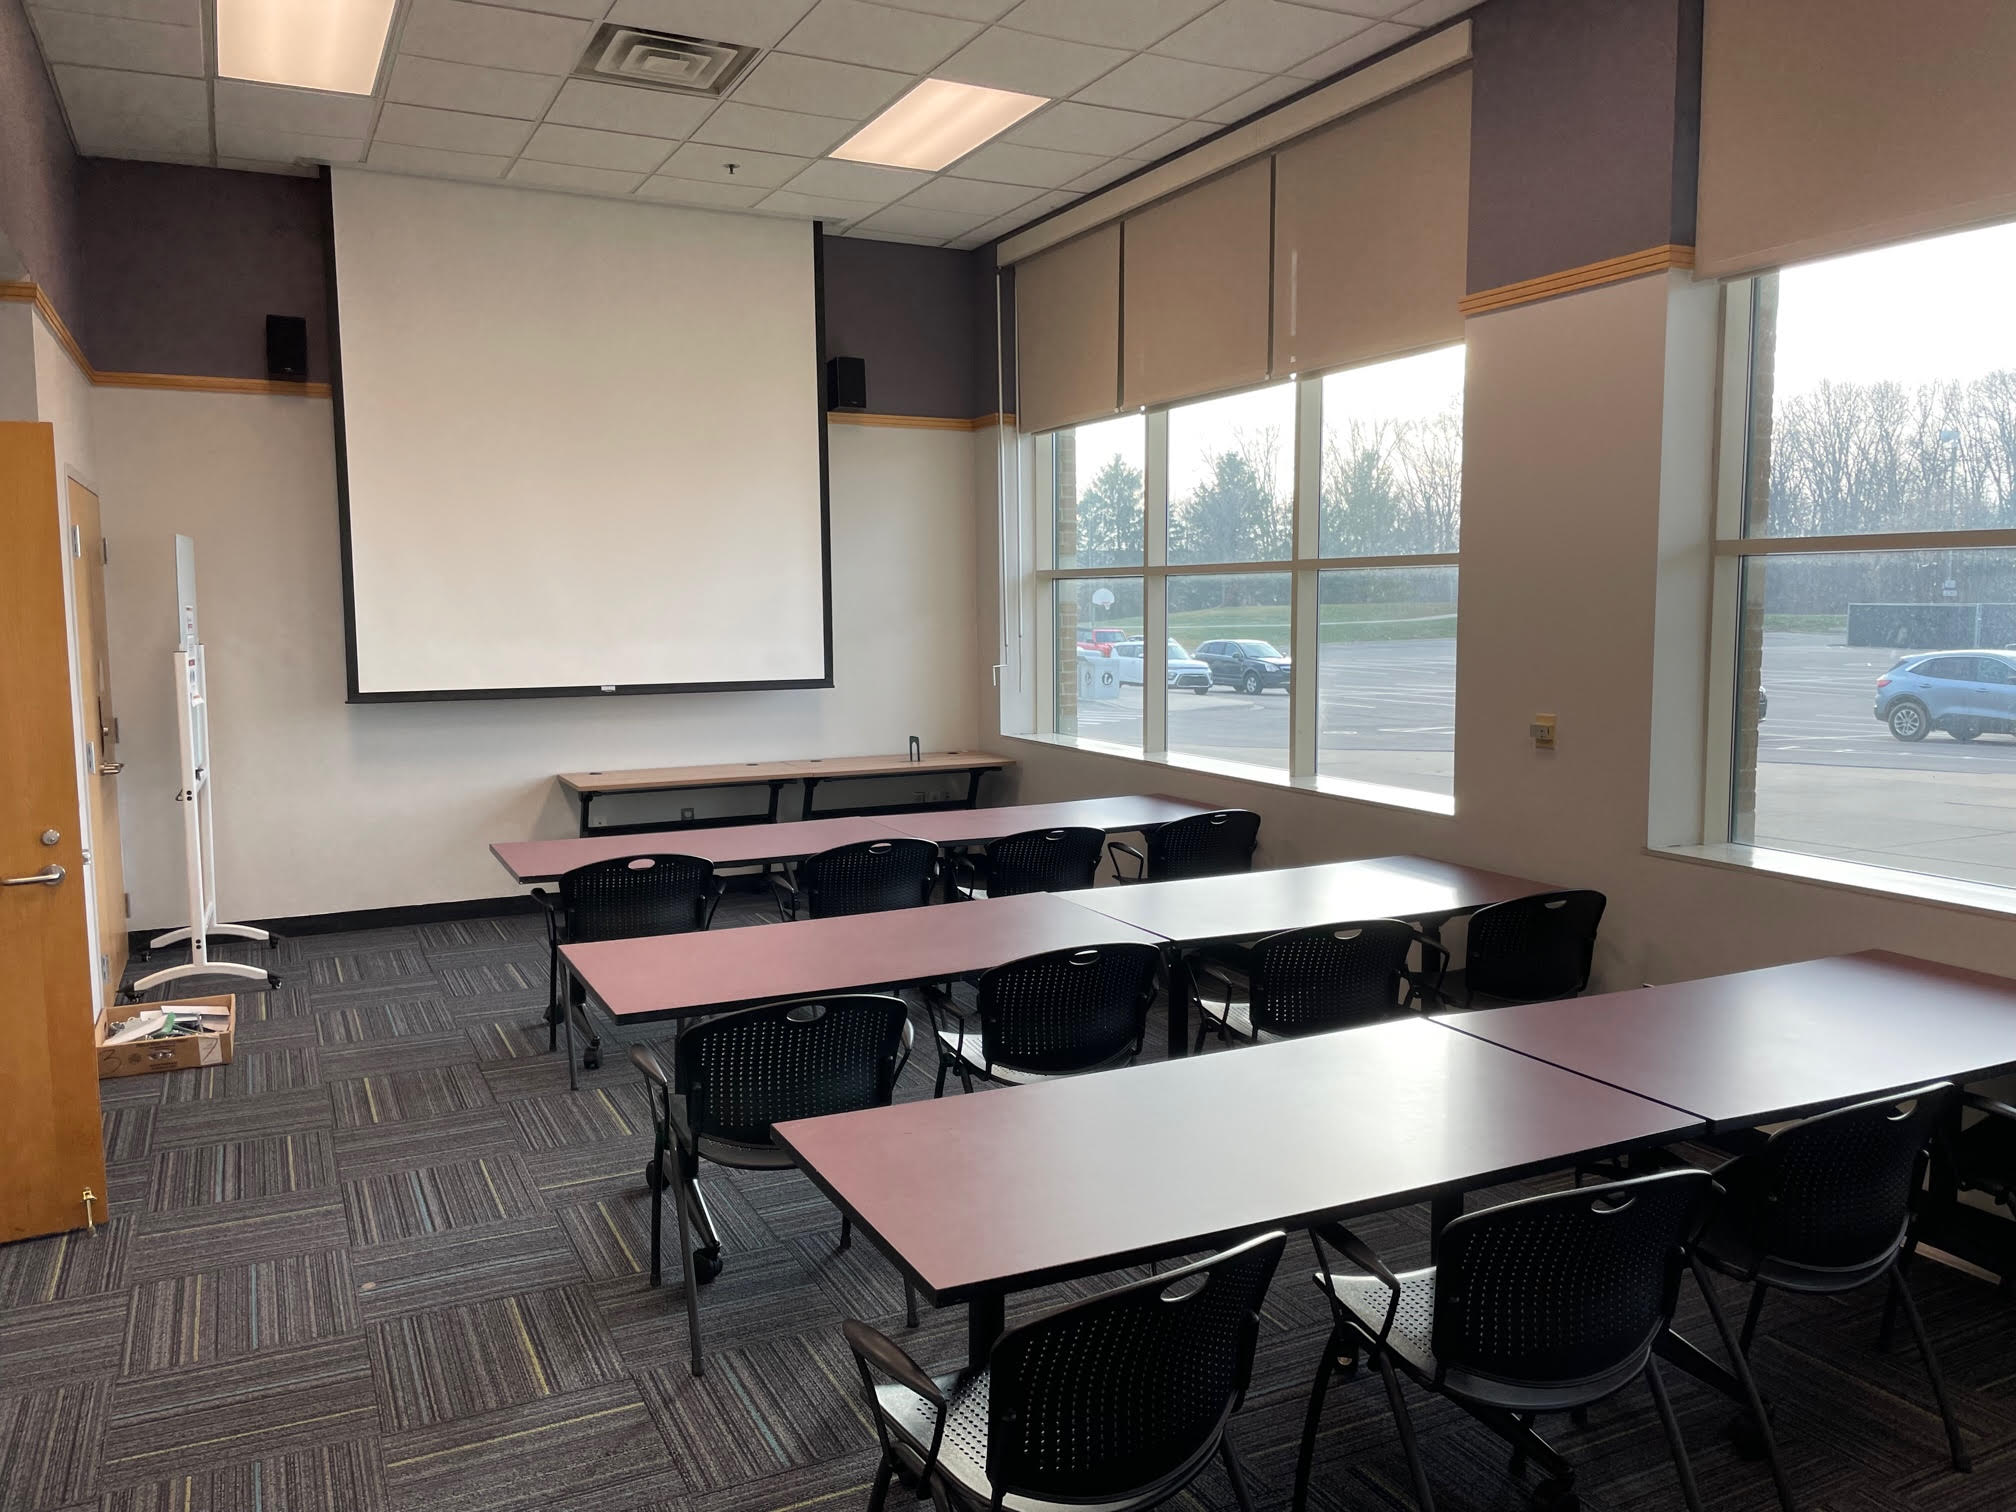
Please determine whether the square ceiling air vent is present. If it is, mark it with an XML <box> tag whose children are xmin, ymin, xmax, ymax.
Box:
<box><xmin>574</xmin><ymin>25</ymin><xmax>757</xmax><ymax>96</ymax></box>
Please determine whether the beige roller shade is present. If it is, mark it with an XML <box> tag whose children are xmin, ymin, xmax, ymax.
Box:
<box><xmin>1273</xmin><ymin>69</ymin><xmax>1470</xmax><ymax>376</ymax></box>
<box><xmin>1121</xmin><ymin>160</ymin><xmax>1273</xmax><ymax>411</ymax></box>
<box><xmin>1697</xmin><ymin>0</ymin><xmax>2016</xmax><ymax>278</ymax></box>
<box><xmin>1014</xmin><ymin>226</ymin><xmax>1121</xmax><ymax>436</ymax></box>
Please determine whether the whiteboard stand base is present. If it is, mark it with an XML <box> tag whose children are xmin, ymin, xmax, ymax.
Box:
<box><xmin>129</xmin><ymin>955</ymin><xmax>278</xmax><ymax>996</ymax></box>
<box><xmin>146</xmin><ymin>921</ymin><xmax>272</xmax><ymax>949</ymax></box>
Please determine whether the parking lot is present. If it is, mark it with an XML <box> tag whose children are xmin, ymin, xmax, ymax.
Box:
<box><xmin>1072</xmin><ymin>631</ymin><xmax>2016</xmax><ymax>888</ymax></box>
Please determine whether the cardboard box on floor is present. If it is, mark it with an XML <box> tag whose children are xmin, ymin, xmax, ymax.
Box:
<box><xmin>97</xmin><ymin>994</ymin><xmax>236</xmax><ymax>1078</ymax></box>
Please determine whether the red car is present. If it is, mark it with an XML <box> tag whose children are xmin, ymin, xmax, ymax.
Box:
<box><xmin>1077</xmin><ymin>627</ymin><xmax>1128</xmax><ymax>656</ymax></box>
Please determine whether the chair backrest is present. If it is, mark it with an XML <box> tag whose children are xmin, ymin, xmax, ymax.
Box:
<box><xmin>559</xmin><ymin>854</ymin><xmax>715</xmax><ymax>942</ymax></box>
<box><xmin>1249</xmin><ymin>920</ymin><xmax>1420</xmax><ymax>1038</ymax></box>
<box><xmin>800</xmin><ymin>838</ymin><xmax>939</xmax><ymax>918</ymax></box>
<box><xmin>1739</xmin><ymin>1082</ymin><xmax>1954</xmax><ymax>1271</ymax></box>
<box><xmin>1433</xmin><ymin>1170</ymin><xmax>1712</xmax><ymax>1389</ymax></box>
<box><xmin>986</xmin><ymin>1231</ymin><xmax>1286</xmax><ymax>1503</ymax></box>
<box><xmin>1462</xmin><ymin>889</ymin><xmax>1607</xmax><ymax>1002</ymax></box>
<box><xmin>1145</xmin><ymin>810</ymin><xmax>1261</xmax><ymax>881</ymax></box>
<box><xmin>674</xmin><ymin>995</ymin><xmax>910</xmax><ymax>1146</ymax></box>
<box><xmin>976</xmin><ymin>942</ymin><xmax>1162</xmax><ymax>1077</ymax></box>
<box><xmin>982</xmin><ymin>826</ymin><xmax>1105</xmax><ymax>897</ymax></box>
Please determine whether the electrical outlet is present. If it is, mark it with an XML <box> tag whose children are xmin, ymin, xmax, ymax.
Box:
<box><xmin>680</xmin><ymin>807</ymin><xmax>695</xmax><ymax>821</ymax></box>
<box><xmin>1529</xmin><ymin>714</ymin><xmax>1557</xmax><ymax>750</ymax></box>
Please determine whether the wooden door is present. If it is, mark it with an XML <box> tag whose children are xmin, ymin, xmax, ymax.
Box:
<box><xmin>69</xmin><ymin>479</ymin><xmax>127</xmax><ymax>1002</ymax></box>
<box><xmin>0</xmin><ymin>423</ymin><xmax>106</xmax><ymax>1243</ymax></box>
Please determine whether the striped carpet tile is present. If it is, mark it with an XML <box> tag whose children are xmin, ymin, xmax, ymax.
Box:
<box><xmin>553</xmin><ymin>1198</ymin><xmax>656</xmax><ymax>1283</ymax></box>
<box><xmin>125</xmin><ymin>1194</ymin><xmax>352</xmax><ymax>1284</ymax></box>
<box><xmin>368</xmin><ymin>1284</ymin><xmax>626</xmax><ymax>1432</ymax></box>
<box><xmin>330</xmin><ymin>1065</ymin><xmax>495</xmax><ymax>1130</ymax></box>
<box><xmin>506</xmin><ymin>1084</ymin><xmax>655</xmax><ymax>1154</ymax></box>
<box><xmin>464</xmin><ymin>1019</ymin><xmax>555</xmax><ymax>1064</ymax></box>
<box><xmin>0</xmin><ymin>1292</ymin><xmax>131</xmax><ymax>1392</ymax></box>
<box><xmin>225</xmin><ymin>1048</ymin><xmax>320</xmax><ymax>1097</ymax></box>
<box><xmin>417</xmin><ymin>917</ymin><xmax>542</xmax><ymax>951</ymax></box>
<box><xmin>151</xmin><ymin>1089</ymin><xmax>332</xmax><ymax>1145</ymax></box>
<box><xmin>436</xmin><ymin>960</ymin><xmax>545</xmax><ymax>1000</ymax></box>
<box><xmin>350</xmin><ymin>1216</ymin><xmax>589</xmax><ymax>1324</ymax></box>
<box><xmin>332</xmin><ymin>1110</ymin><xmax>522</xmax><ymax>1182</ymax></box>
<box><xmin>122</xmin><ymin>1252</ymin><xmax>359</xmax><ymax>1375</ymax></box>
<box><xmin>148</xmin><ymin>1134</ymin><xmax>335</xmax><ymax>1214</ymax></box>
<box><xmin>316</xmin><ymin>1034</ymin><xmax>480</xmax><ymax>1083</ymax></box>
<box><xmin>0</xmin><ymin>1218</ymin><xmax>132</xmax><ymax>1308</ymax></box>
<box><xmin>0</xmin><ymin>1379</ymin><xmax>107</xmax><ymax>1510</ymax></box>
<box><xmin>101</xmin><ymin>1106</ymin><xmax>157</xmax><ymax>1164</ymax></box>
<box><xmin>97</xmin><ymin>1436</ymin><xmax>387</xmax><ymax>1512</ymax></box>
<box><xmin>303</xmin><ymin>949</ymin><xmax>435</xmax><ymax>991</ymax></box>
<box><xmin>316</xmin><ymin>997</ymin><xmax>458</xmax><ymax>1044</ymax></box>
<box><xmin>342</xmin><ymin>1154</ymin><xmax>546</xmax><ymax>1246</ymax></box>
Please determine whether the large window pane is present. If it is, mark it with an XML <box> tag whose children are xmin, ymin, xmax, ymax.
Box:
<box><xmin>1053</xmin><ymin>417</ymin><xmax>1144</xmax><ymax>568</ymax></box>
<box><xmin>1166</xmin><ymin>572</ymin><xmax>1291</xmax><ymax>771</ymax></box>
<box><xmin>1055</xmin><ymin>576</ymin><xmax>1143</xmax><ymax>750</ymax></box>
<box><xmin>1731</xmin><ymin>549</ymin><xmax>2016</xmax><ymax>889</ymax></box>
<box><xmin>1320</xmin><ymin>345</ymin><xmax>1465</xmax><ymax>557</ymax></box>
<box><xmin>1317</xmin><ymin>567</ymin><xmax>1457</xmax><ymax>797</ymax></box>
<box><xmin>1167</xmin><ymin>384</ymin><xmax>1293</xmax><ymax>564</ymax></box>
<box><xmin>1745</xmin><ymin>220</ymin><xmax>2016</xmax><ymax>539</ymax></box>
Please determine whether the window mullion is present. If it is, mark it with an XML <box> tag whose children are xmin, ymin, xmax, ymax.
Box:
<box><xmin>1144</xmin><ymin>409</ymin><xmax>1169</xmax><ymax>754</ymax></box>
<box><xmin>1291</xmin><ymin>376</ymin><xmax>1322</xmax><ymax>780</ymax></box>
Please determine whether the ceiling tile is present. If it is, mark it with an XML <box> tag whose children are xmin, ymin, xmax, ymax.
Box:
<box><xmin>214</xmin><ymin>78</ymin><xmax>377</xmax><ymax>136</ymax></box>
<box><xmin>866</xmin><ymin>0</ymin><xmax>1015</xmax><ymax>19</ymax></box>
<box><xmin>844</xmin><ymin>229</ymin><xmax>948</xmax><ymax>246</ymax></box>
<box><xmin>690</xmin><ymin>100</ymin><xmax>854</xmax><ymax>155</ymax></box>
<box><xmin>368</xmin><ymin>140</ymin><xmax>513</xmax><ymax>177</ymax></box>
<box><xmin>376</xmin><ymin>102</ymin><xmax>537</xmax><ymax>155</ymax></box>
<box><xmin>544</xmin><ymin>79</ymin><xmax>712</xmax><ymax>135</ymax></box>
<box><xmin>634</xmin><ymin>175</ymin><xmax>771</xmax><ymax>207</ymax></box>
<box><xmin>30</xmin><ymin>8</ymin><xmax>202</xmax><ymax>75</ymax></box>
<box><xmin>33</xmin><ymin>0</ymin><xmax>196</xmax><ymax>24</ymax></box>
<box><xmin>657</xmin><ymin>140</ymin><xmax>808</xmax><ymax>187</ymax></box>
<box><xmin>214</xmin><ymin>121</ymin><xmax>365</xmax><ymax>164</ymax></box>
<box><xmin>935</xmin><ymin>27</ymin><xmax>1127</xmax><ymax>97</ymax></box>
<box><xmin>1285</xmin><ymin>20</ymin><xmax>1413</xmax><ymax>79</ymax></box>
<box><xmin>783</xmin><ymin>157</ymin><xmax>927</xmax><ymax>202</ymax></box>
<box><xmin>1119</xmin><ymin>116</ymin><xmax>1216</xmax><ymax>159</ymax></box>
<box><xmin>1200</xmin><ymin>73</ymin><xmax>1307</xmax><ymax>124</ymax></box>
<box><xmin>523</xmin><ymin>121</ymin><xmax>675</xmax><ymax>170</ymax></box>
<box><xmin>778</xmin><ymin>0</ymin><xmax>978</xmax><ymax>72</ymax></box>
<box><xmin>399</xmin><ymin>0</ymin><xmax>593</xmax><ymax>74</ymax></box>
<box><xmin>755</xmin><ymin>188</ymin><xmax>879</xmax><ymax>225</ymax></box>
<box><xmin>605</xmin><ymin>0</ymin><xmax>815</xmax><ymax>48</ymax></box>
<box><xmin>1072</xmin><ymin>52</ymin><xmax>1266</xmax><ymax>115</ymax></box>
<box><xmin>509</xmin><ymin>159</ymin><xmax>649</xmax><ymax>192</ymax></box>
<box><xmin>1154</xmin><ymin>0</ymin><xmax>1370</xmax><ymax>75</ymax></box>
<box><xmin>1062</xmin><ymin>157</ymin><xmax>1137</xmax><ymax>193</ymax></box>
<box><xmin>387</xmin><ymin>55</ymin><xmax>564</xmax><ymax>118</ymax></box>
<box><xmin>851</xmin><ymin>202</ymin><xmax>989</xmax><ymax>239</ymax></box>
<box><xmin>53</xmin><ymin>65</ymin><xmax>208</xmax><ymax>155</ymax></box>
<box><xmin>959</xmin><ymin>187</ymin><xmax>1070</xmax><ymax>243</ymax></box>
<box><xmin>731</xmin><ymin>51</ymin><xmax>909</xmax><ymax>118</ymax></box>
<box><xmin>895</xmin><ymin>175</ymin><xmax>1038</xmax><ymax>214</ymax></box>
<box><xmin>481</xmin><ymin>0</ymin><xmax>612</xmax><ymax>20</ymax></box>
<box><xmin>1393</xmin><ymin>0</ymin><xmax>1478</xmax><ymax>23</ymax></box>
<box><xmin>946</xmin><ymin>139</ymin><xmax>1105</xmax><ymax>188</ymax></box>
<box><xmin>995</xmin><ymin>0</ymin><xmax>1217</xmax><ymax>50</ymax></box>
<box><xmin>1003</xmin><ymin>100</ymin><xmax>1175</xmax><ymax>156</ymax></box>
<box><xmin>1277</xmin><ymin>0</ymin><xmax>1415</xmax><ymax>13</ymax></box>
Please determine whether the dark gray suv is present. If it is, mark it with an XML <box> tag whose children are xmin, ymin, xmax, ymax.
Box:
<box><xmin>1194</xmin><ymin>639</ymin><xmax>1292</xmax><ymax>693</ymax></box>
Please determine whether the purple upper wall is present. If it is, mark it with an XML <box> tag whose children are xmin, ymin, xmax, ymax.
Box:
<box><xmin>821</xmin><ymin>235</ymin><xmax>983</xmax><ymax>420</ymax></box>
<box><xmin>1465</xmin><ymin>0</ymin><xmax>1701</xmax><ymax>293</ymax></box>
<box><xmin>0</xmin><ymin>0</ymin><xmax>81</xmax><ymax>317</ymax></box>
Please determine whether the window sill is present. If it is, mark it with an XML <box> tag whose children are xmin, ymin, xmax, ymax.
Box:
<box><xmin>1650</xmin><ymin>842</ymin><xmax>2016</xmax><ymax>921</ymax></box>
<box><xmin>1000</xmin><ymin>732</ymin><xmax>1457</xmax><ymax>818</ymax></box>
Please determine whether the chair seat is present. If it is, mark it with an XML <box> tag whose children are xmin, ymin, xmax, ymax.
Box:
<box><xmin>1694</xmin><ymin>1208</ymin><xmax>1902</xmax><ymax>1294</ymax></box>
<box><xmin>876</xmin><ymin>1372</ymin><xmax>1190</xmax><ymax>1512</ymax></box>
<box><xmin>936</xmin><ymin>1029</ymin><xmax>1136</xmax><ymax>1086</ymax></box>
<box><xmin>659</xmin><ymin>1141</ymin><xmax>795</xmax><ymax>1179</ymax></box>
<box><xmin>1434</xmin><ymin>969</ymin><xmax>1528</xmax><ymax>1011</ymax></box>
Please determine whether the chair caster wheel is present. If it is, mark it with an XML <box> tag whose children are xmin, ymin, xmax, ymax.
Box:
<box><xmin>1532</xmin><ymin>1479</ymin><xmax>1579</xmax><ymax>1511</ymax></box>
<box><xmin>693</xmin><ymin>1249</ymin><xmax>723</xmax><ymax>1284</ymax></box>
<box><xmin>582</xmin><ymin>1047</ymin><xmax>601</xmax><ymax>1071</ymax></box>
<box><xmin>266</xmin><ymin>973</ymin><xmax>281</xmax><ymax>989</ymax></box>
<box><xmin>644</xmin><ymin>1160</ymin><xmax>664</xmax><ymax>1194</ymax></box>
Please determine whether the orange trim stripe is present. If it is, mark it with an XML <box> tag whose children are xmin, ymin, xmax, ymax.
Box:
<box><xmin>1458</xmin><ymin>244</ymin><xmax>1696</xmax><ymax>317</ymax></box>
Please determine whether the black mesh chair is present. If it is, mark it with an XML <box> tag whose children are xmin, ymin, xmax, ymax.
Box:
<box><xmin>1108</xmin><ymin>809</ymin><xmax>1260</xmax><ymax>883</ymax></box>
<box><xmin>534</xmin><ymin>854</ymin><xmax>720</xmax><ymax>1068</ymax></box>
<box><xmin>631</xmin><ymin>994</ymin><xmax>916</xmax><ymax>1376</ymax></box>
<box><xmin>1296</xmin><ymin>1171</ymin><xmax>1744</xmax><ymax>1512</ymax></box>
<box><xmin>1696</xmin><ymin>1082</ymin><xmax>1969</xmax><ymax>1473</ymax></box>
<box><xmin>1440</xmin><ymin>889</ymin><xmax>1606</xmax><ymax>1009</ymax></box>
<box><xmin>772</xmin><ymin>837</ymin><xmax>939</xmax><ymax>920</ymax></box>
<box><xmin>844</xmin><ymin>1230</ymin><xmax>1286</xmax><ymax>1512</ymax></box>
<box><xmin>949</xmin><ymin>826</ymin><xmax>1105</xmax><ymax>900</ymax></box>
<box><xmin>923</xmin><ymin>942</ymin><xmax>1162</xmax><ymax>1096</ymax></box>
<box><xmin>1191</xmin><ymin>919</ymin><xmax>1448</xmax><ymax>1052</ymax></box>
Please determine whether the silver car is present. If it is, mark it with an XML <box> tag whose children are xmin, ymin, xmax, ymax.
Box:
<box><xmin>1115</xmin><ymin>639</ymin><xmax>1214</xmax><ymax>693</ymax></box>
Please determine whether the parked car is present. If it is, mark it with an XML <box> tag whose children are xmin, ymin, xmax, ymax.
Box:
<box><xmin>1874</xmin><ymin>650</ymin><xmax>2016</xmax><ymax>742</ymax></box>
<box><xmin>1077</xmin><ymin>627</ymin><xmax>1127</xmax><ymax>656</ymax></box>
<box><xmin>1114</xmin><ymin>639</ymin><xmax>1213</xmax><ymax>692</ymax></box>
<box><xmin>1193</xmin><ymin>638</ymin><xmax>1292</xmax><ymax>693</ymax></box>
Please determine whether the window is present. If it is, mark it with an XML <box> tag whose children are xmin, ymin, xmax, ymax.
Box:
<box><xmin>1034</xmin><ymin>347</ymin><xmax>1464</xmax><ymax>804</ymax></box>
<box><xmin>1712</xmin><ymin>220</ymin><xmax>2016</xmax><ymax>893</ymax></box>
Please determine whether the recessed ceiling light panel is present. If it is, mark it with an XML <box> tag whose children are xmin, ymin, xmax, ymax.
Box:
<box><xmin>832</xmin><ymin>79</ymin><xmax>1047</xmax><ymax>173</ymax></box>
<box><xmin>217</xmin><ymin>0</ymin><xmax>398</xmax><ymax>95</ymax></box>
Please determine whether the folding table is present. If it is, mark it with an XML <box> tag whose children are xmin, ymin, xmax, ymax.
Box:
<box><xmin>490</xmin><ymin>815</ymin><xmax>913</xmax><ymax>885</ymax></box>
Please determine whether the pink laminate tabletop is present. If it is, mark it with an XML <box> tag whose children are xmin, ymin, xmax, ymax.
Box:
<box><xmin>560</xmin><ymin>891</ymin><xmax>1163</xmax><ymax>1021</ymax></box>
<box><xmin>490</xmin><ymin>815</ymin><xmax>915</xmax><ymax>884</ymax></box>
<box><xmin>883</xmin><ymin>796</ymin><xmax>1216</xmax><ymax>847</ymax></box>
<box><xmin>1440</xmin><ymin>950</ymin><xmax>2016</xmax><ymax>1132</ymax></box>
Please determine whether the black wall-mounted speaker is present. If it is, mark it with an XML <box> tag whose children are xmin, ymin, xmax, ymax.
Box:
<box><xmin>266</xmin><ymin>314</ymin><xmax>309</xmax><ymax>381</ymax></box>
<box><xmin>825</xmin><ymin>355</ymin><xmax>867</xmax><ymax>411</ymax></box>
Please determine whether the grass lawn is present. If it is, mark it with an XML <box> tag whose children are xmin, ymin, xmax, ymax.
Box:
<box><xmin>1761</xmin><ymin>614</ymin><xmax>1849</xmax><ymax>633</ymax></box>
<box><xmin>1080</xmin><ymin>602</ymin><xmax>1458</xmax><ymax>648</ymax></box>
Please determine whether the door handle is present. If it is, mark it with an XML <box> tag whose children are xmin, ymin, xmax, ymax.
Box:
<box><xmin>98</xmin><ymin>761</ymin><xmax>123</xmax><ymax>775</ymax></box>
<box><xmin>3</xmin><ymin>865</ymin><xmax>65</xmax><ymax>887</ymax></box>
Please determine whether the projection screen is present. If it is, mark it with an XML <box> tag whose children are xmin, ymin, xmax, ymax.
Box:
<box><xmin>329</xmin><ymin>168</ymin><xmax>830</xmax><ymax>700</ymax></box>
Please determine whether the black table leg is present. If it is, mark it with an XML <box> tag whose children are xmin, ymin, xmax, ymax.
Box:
<box><xmin>802</xmin><ymin>775</ymin><xmax>824</xmax><ymax>820</ymax></box>
<box><xmin>967</xmin><ymin>1293</ymin><xmax>1005</xmax><ymax>1370</ymax></box>
<box><xmin>1165</xmin><ymin>948</ymin><xmax>1192</xmax><ymax>1057</ymax></box>
<box><xmin>1429</xmin><ymin>1190</ymin><xmax>1462</xmax><ymax>1259</ymax></box>
<box><xmin>962</xmin><ymin>769</ymin><xmax>985</xmax><ymax>808</ymax></box>
<box><xmin>764</xmin><ymin>780</ymin><xmax>785</xmax><ymax>822</ymax></box>
<box><xmin>577</xmin><ymin>791</ymin><xmax>594</xmax><ymax>838</ymax></box>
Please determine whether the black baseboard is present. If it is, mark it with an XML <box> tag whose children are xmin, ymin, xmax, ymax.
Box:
<box><xmin>126</xmin><ymin>893</ymin><xmax>540</xmax><ymax>954</ymax></box>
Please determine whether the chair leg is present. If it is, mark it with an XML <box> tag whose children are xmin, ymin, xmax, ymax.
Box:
<box><xmin>547</xmin><ymin>939</ymin><xmax>561</xmax><ymax>1051</ymax></box>
<box><xmin>1888</xmin><ymin>1268</ymin><xmax>1970</xmax><ymax>1471</ymax></box>
<box><xmin>1292</xmin><ymin>1321</ymin><xmax>1343</xmax><ymax>1512</ymax></box>
<box><xmin>1219</xmin><ymin>1435</ymin><xmax>1258</xmax><ymax>1512</ymax></box>
<box><xmin>933</xmin><ymin>1056</ymin><xmax>950</xmax><ymax>1099</ymax></box>
<box><xmin>675</xmin><ymin>1168</ymin><xmax>704</xmax><ymax>1377</ymax></box>
<box><xmin>866</xmin><ymin>1452</ymin><xmax>894</xmax><ymax>1512</ymax></box>
<box><xmin>1691</xmin><ymin>1259</ymin><xmax>1797</xmax><ymax>1512</ymax></box>
<box><xmin>1740</xmin><ymin>1281</ymin><xmax>1768</xmax><ymax>1356</ymax></box>
<box><xmin>1507</xmin><ymin>1413</ymin><xmax>1533</xmax><ymax>1476</ymax></box>
<box><xmin>905</xmin><ymin>1281</ymin><xmax>919</xmax><ymax>1330</ymax></box>
<box><xmin>1645</xmin><ymin>1357</ymin><xmax>1705</xmax><ymax>1512</ymax></box>
<box><xmin>1879</xmin><ymin>1232</ymin><xmax>1919</xmax><ymax>1351</ymax></box>
<box><xmin>648</xmin><ymin>1154</ymin><xmax>662</xmax><ymax>1287</ymax></box>
<box><xmin>1374</xmin><ymin>1348</ymin><xmax>1437</xmax><ymax>1512</ymax></box>
<box><xmin>838</xmin><ymin>1214</ymin><xmax>852</xmax><ymax>1251</ymax></box>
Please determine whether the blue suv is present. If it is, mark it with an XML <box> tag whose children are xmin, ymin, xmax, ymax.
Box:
<box><xmin>1874</xmin><ymin>651</ymin><xmax>2016</xmax><ymax>742</ymax></box>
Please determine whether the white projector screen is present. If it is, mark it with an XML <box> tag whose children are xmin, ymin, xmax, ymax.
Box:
<box><xmin>329</xmin><ymin>169</ymin><xmax>830</xmax><ymax>699</ymax></box>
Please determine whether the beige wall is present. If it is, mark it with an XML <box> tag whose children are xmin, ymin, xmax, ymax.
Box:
<box><xmin>95</xmin><ymin>392</ymin><xmax>979</xmax><ymax>928</ymax></box>
<box><xmin>982</xmin><ymin>272</ymin><xmax>2016</xmax><ymax>988</ymax></box>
